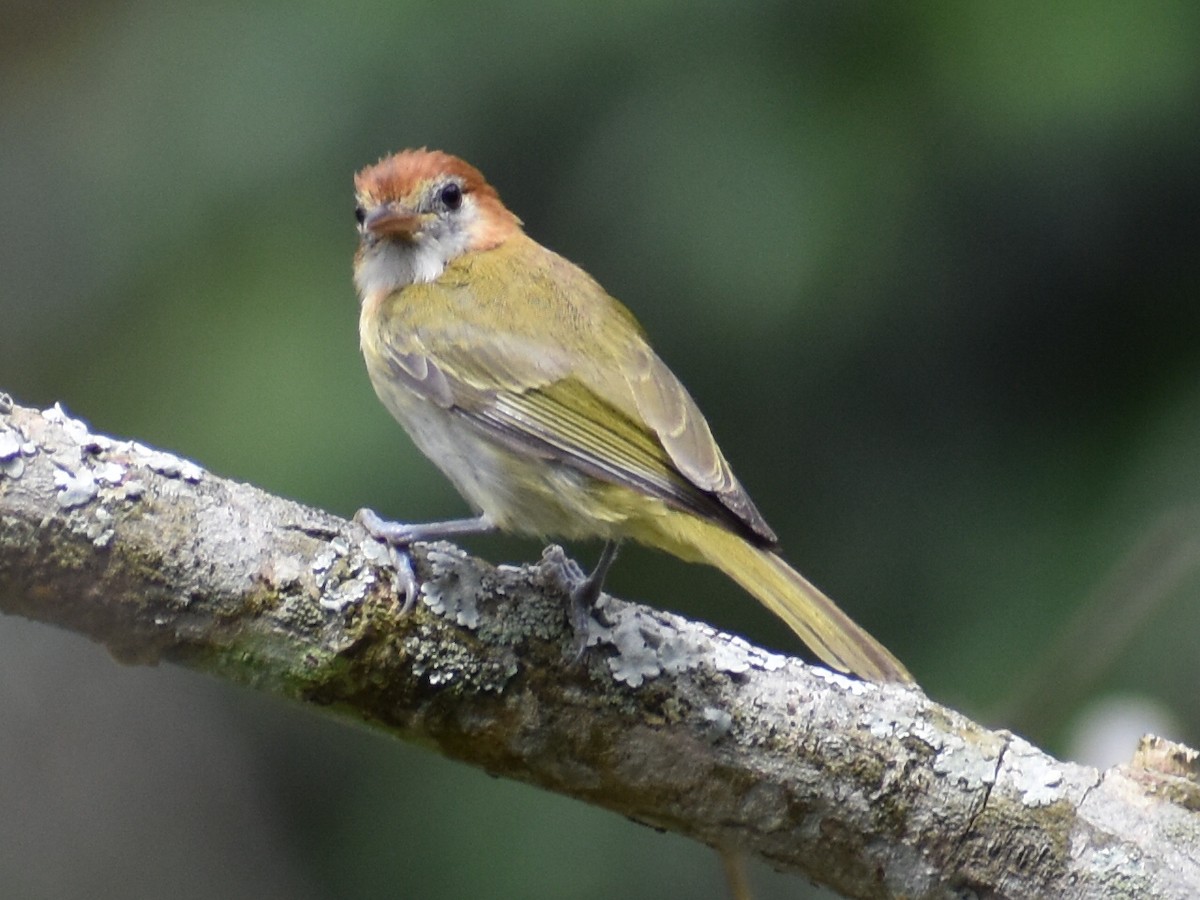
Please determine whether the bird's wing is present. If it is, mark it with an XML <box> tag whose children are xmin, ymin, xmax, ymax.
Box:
<box><xmin>372</xmin><ymin>240</ymin><xmax>777</xmax><ymax>545</ymax></box>
<box><xmin>376</xmin><ymin>319</ymin><xmax>775</xmax><ymax>544</ymax></box>
<box><xmin>619</xmin><ymin>341</ymin><xmax>776</xmax><ymax>544</ymax></box>
<box><xmin>379</xmin><ymin>344</ymin><xmax>738</xmax><ymax>532</ymax></box>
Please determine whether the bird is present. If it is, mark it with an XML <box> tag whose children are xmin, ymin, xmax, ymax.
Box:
<box><xmin>351</xmin><ymin>148</ymin><xmax>912</xmax><ymax>683</ymax></box>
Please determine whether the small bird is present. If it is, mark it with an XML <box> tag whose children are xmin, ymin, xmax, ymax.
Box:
<box><xmin>353</xmin><ymin>149</ymin><xmax>912</xmax><ymax>683</ymax></box>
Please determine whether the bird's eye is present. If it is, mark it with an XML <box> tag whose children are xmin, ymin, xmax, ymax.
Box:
<box><xmin>439</xmin><ymin>183</ymin><xmax>463</xmax><ymax>211</ymax></box>
<box><xmin>354</xmin><ymin>205</ymin><xmax>366</xmax><ymax>226</ymax></box>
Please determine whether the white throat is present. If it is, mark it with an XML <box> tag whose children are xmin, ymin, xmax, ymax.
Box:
<box><xmin>355</xmin><ymin>238</ymin><xmax>449</xmax><ymax>297</ymax></box>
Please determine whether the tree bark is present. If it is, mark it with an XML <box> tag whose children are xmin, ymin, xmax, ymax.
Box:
<box><xmin>1</xmin><ymin>394</ymin><xmax>1197</xmax><ymax>899</ymax></box>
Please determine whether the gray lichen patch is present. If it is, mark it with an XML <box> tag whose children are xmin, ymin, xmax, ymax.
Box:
<box><xmin>129</xmin><ymin>443</ymin><xmax>204</xmax><ymax>482</ymax></box>
<box><xmin>0</xmin><ymin>429</ymin><xmax>22</xmax><ymax>460</ymax></box>
<box><xmin>16</xmin><ymin>403</ymin><xmax>213</xmax><ymax>549</ymax></box>
<box><xmin>358</xmin><ymin>535</ymin><xmax>394</xmax><ymax>566</ymax></box>
<box><xmin>53</xmin><ymin>465</ymin><xmax>99</xmax><ymax>508</ymax></box>
<box><xmin>84</xmin><ymin>507</ymin><xmax>116</xmax><ymax>548</ymax></box>
<box><xmin>398</xmin><ymin>621</ymin><xmax>520</xmax><ymax>694</ymax></box>
<box><xmin>423</xmin><ymin>545</ymin><xmax>483</xmax><ymax>628</ymax></box>
<box><xmin>310</xmin><ymin>541</ymin><xmax>344</xmax><ymax>577</ymax></box>
<box><xmin>93</xmin><ymin>461</ymin><xmax>128</xmax><ymax>486</ymax></box>
<box><xmin>591</xmin><ymin>608</ymin><xmax>664</xmax><ymax>687</ymax></box>
<box><xmin>41</xmin><ymin>402</ymin><xmax>92</xmax><ymax>446</ymax></box>
<box><xmin>310</xmin><ymin>535</ymin><xmax>349</xmax><ymax>579</ymax></box>
<box><xmin>414</xmin><ymin>543</ymin><xmax>567</xmax><ymax>646</ymax></box>
<box><xmin>391</xmin><ymin>602</ymin><xmax>523</xmax><ymax>696</ymax></box>
<box><xmin>48</xmin><ymin>450</ymin><xmax>145</xmax><ymax>530</ymax></box>
<box><xmin>708</xmin><ymin>631</ymin><xmax>788</xmax><ymax>676</ymax></box>
<box><xmin>323</xmin><ymin>570</ymin><xmax>376</xmax><ymax>611</ymax></box>
<box><xmin>931</xmin><ymin>731</ymin><xmax>1002</xmax><ymax>792</ymax></box>
<box><xmin>812</xmin><ymin>666</ymin><xmax>872</xmax><ymax>695</ymax></box>
<box><xmin>0</xmin><ymin>426</ymin><xmax>26</xmax><ymax>478</ymax></box>
<box><xmin>305</xmin><ymin>534</ymin><xmax>383</xmax><ymax>614</ymax></box>
<box><xmin>39</xmin><ymin>403</ymin><xmax>205</xmax><ymax>485</ymax></box>
<box><xmin>586</xmin><ymin>593</ymin><xmax>789</xmax><ymax>688</ymax></box>
<box><xmin>1005</xmin><ymin>735</ymin><xmax>1067</xmax><ymax>808</ymax></box>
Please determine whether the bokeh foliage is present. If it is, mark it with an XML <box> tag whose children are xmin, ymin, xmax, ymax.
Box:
<box><xmin>2</xmin><ymin>2</ymin><xmax>1199</xmax><ymax>897</ymax></box>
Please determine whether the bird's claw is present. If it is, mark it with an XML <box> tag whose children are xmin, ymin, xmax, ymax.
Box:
<box><xmin>356</xmin><ymin>508</ymin><xmax>421</xmax><ymax>613</ymax></box>
<box><xmin>388</xmin><ymin>543</ymin><xmax>420</xmax><ymax>615</ymax></box>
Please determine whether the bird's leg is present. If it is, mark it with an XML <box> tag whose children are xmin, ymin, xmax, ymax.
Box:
<box><xmin>354</xmin><ymin>508</ymin><xmax>496</xmax><ymax>613</ymax></box>
<box><xmin>567</xmin><ymin>540</ymin><xmax>620</xmax><ymax>658</ymax></box>
<box><xmin>355</xmin><ymin>508</ymin><xmax>497</xmax><ymax>545</ymax></box>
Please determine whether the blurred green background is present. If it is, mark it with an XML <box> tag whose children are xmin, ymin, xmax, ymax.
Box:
<box><xmin>3</xmin><ymin>1</ymin><xmax>1200</xmax><ymax>897</ymax></box>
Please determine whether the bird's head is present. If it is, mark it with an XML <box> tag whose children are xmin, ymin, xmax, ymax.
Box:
<box><xmin>353</xmin><ymin>149</ymin><xmax>522</xmax><ymax>296</ymax></box>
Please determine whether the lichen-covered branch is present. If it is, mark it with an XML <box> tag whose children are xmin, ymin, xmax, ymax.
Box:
<box><xmin>0</xmin><ymin>394</ymin><xmax>1197</xmax><ymax>899</ymax></box>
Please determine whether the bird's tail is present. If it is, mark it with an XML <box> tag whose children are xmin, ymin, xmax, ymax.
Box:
<box><xmin>658</xmin><ymin>515</ymin><xmax>913</xmax><ymax>683</ymax></box>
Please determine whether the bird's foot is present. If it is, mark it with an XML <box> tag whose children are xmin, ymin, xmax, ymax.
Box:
<box><xmin>354</xmin><ymin>508</ymin><xmax>497</xmax><ymax>614</ymax></box>
<box><xmin>541</xmin><ymin>542</ymin><xmax>620</xmax><ymax>662</ymax></box>
<box><xmin>355</xmin><ymin>509</ymin><xmax>422</xmax><ymax>613</ymax></box>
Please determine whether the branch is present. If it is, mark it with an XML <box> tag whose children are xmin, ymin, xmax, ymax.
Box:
<box><xmin>1</xmin><ymin>394</ymin><xmax>1197</xmax><ymax>899</ymax></box>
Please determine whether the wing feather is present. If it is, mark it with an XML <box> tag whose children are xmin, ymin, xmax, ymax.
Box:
<box><xmin>370</xmin><ymin>242</ymin><xmax>777</xmax><ymax>545</ymax></box>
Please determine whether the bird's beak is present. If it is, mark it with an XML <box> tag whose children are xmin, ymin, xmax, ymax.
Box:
<box><xmin>363</xmin><ymin>203</ymin><xmax>421</xmax><ymax>239</ymax></box>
